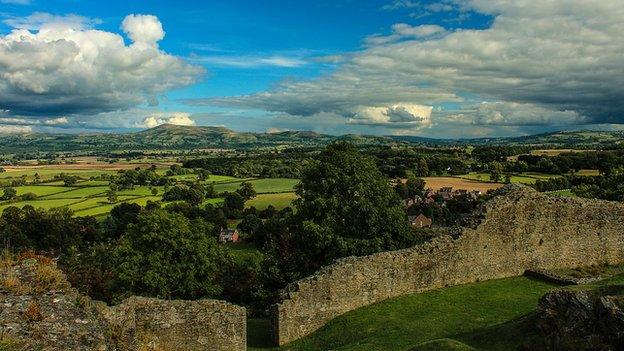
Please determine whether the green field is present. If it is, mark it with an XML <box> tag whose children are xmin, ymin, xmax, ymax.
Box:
<box><xmin>214</xmin><ymin>178</ymin><xmax>298</xmax><ymax>194</ymax></box>
<box><xmin>249</xmin><ymin>272</ymin><xmax>624</xmax><ymax>351</ymax></box>
<box><xmin>0</xmin><ymin>169</ymin><xmax>298</xmax><ymax>216</ymax></box>
<box><xmin>247</xmin><ymin>192</ymin><xmax>298</xmax><ymax>210</ymax></box>
<box><xmin>457</xmin><ymin>172</ymin><xmax>560</xmax><ymax>185</ymax></box>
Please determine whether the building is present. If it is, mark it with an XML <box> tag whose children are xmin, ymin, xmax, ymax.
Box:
<box><xmin>219</xmin><ymin>228</ymin><xmax>240</xmax><ymax>243</ymax></box>
<box><xmin>408</xmin><ymin>214</ymin><xmax>432</xmax><ymax>228</ymax></box>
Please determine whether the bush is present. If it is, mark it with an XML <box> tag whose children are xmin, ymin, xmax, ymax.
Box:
<box><xmin>111</xmin><ymin>209</ymin><xmax>228</xmax><ymax>300</ymax></box>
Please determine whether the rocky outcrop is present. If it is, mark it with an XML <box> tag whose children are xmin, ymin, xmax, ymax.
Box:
<box><xmin>534</xmin><ymin>287</ymin><xmax>624</xmax><ymax>350</ymax></box>
<box><xmin>270</xmin><ymin>185</ymin><xmax>624</xmax><ymax>345</ymax></box>
<box><xmin>0</xmin><ymin>255</ymin><xmax>246</xmax><ymax>351</ymax></box>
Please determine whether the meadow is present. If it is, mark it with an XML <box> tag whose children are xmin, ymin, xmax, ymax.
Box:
<box><xmin>1</xmin><ymin>164</ymin><xmax>587</xmax><ymax>217</ymax></box>
<box><xmin>249</xmin><ymin>271</ymin><xmax>624</xmax><ymax>350</ymax></box>
<box><xmin>0</xmin><ymin>166</ymin><xmax>299</xmax><ymax>217</ymax></box>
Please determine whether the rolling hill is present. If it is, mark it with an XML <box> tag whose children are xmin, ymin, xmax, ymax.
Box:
<box><xmin>0</xmin><ymin>125</ymin><xmax>622</xmax><ymax>153</ymax></box>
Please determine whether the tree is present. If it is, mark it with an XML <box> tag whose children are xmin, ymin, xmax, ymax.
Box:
<box><xmin>283</xmin><ymin>142</ymin><xmax>414</xmax><ymax>276</ymax></box>
<box><xmin>237</xmin><ymin>213</ymin><xmax>262</xmax><ymax>236</ymax></box>
<box><xmin>406</xmin><ymin>177</ymin><xmax>426</xmax><ymax>198</ymax></box>
<box><xmin>150</xmin><ymin>187</ymin><xmax>159</xmax><ymax>196</ymax></box>
<box><xmin>1</xmin><ymin>187</ymin><xmax>16</xmax><ymax>200</ymax></box>
<box><xmin>112</xmin><ymin>210</ymin><xmax>227</xmax><ymax>300</ymax></box>
<box><xmin>416</xmin><ymin>157</ymin><xmax>429</xmax><ymax>177</ymax></box>
<box><xmin>236</xmin><ymin>182</ymin><xmax>257</xmax><ymax>200</ymax></box>
<box><xmin>490</xmin><ymin>161</ymin><xmax>504</xmax><ymax>182</ymax></box>
<box><xmin>107</xmin><ymin>189</ymin><xmax>118</xmax><ymax>204</ymax></box>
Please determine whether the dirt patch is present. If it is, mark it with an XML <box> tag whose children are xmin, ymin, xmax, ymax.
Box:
<box><xmin>422</xmin><ymin>177</ymin><xmax>503</xmax><ymax>192</ymax></box>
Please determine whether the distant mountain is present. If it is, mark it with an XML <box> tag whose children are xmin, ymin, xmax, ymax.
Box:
<box><xmin>0</xmin><ymin>125</ymin><xmax>622</xmax><ymax>154</ymax></box>
<box><xmin>0</xmin><ymin>124</ymin><xmax>395</xmax><ymax>153</ymax></box>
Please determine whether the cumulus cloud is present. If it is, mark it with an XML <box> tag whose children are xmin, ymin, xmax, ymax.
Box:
<box><xmin>365</xmin><ymin>23</ymin><xmax>448</xmax><ymax>46</ymax></box>
<box><xmin>0</xmin><ymin>125</ymin><xmax>32</xmax><ymax>133</ymax></box>
<box><xmin>190</xmin><ymin>0</ymin><xmax>624</xmax><ymax>134</ymax></box>
<box><xmin>0</xmin><ymin>13</ymin><xmax>204</xmax><ymax>118</ymax></box>
<box><xmin>141</xmin><ymin>112</ymin><xmax>195</xmax><ymax>128</ymax></box>
<box><xmin>443</xmin><ymin>102</ymin><xmax>586</xmax><ymax>126</ymax></box>
<box><xmin>349</xmin><ymin>104</ymin><xmax>433</xmax><ymax>128</ymax></box>
<box><xmin>121</xmin><ymin>14</ymin><xmax>164</xmax><ymax>47</ymax></box>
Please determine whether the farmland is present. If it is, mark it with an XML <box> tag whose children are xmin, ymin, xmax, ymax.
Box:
<box><xmin>0</xmin><ymin>165</ymin><xmax>299</xmax><ymax>217</ymax></box>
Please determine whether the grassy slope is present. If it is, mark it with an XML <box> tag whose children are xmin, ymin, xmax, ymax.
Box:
<box><xmin>249</xmin><ymin>276</ymin><xmax>557</xmax><ymax>351</ymax></box>
<box><xmin>250</xmin><ymin>272</ymin><xmax>624</xmax><ymax>351</ymax></box>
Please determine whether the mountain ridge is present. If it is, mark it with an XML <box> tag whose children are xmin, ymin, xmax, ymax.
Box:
<box><xmin>1</xmin><ymin>124</ymin><xmax>623</xmax><ymax>153</ymax></box>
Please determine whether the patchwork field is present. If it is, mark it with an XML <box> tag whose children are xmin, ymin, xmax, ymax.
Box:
<box><xmin>0</xmin><ymin>166</ymin><xmax>299</xmax><ymax>217</ymax></box>
<box><xmin>456</xmin><ymin>172</ymin><xmax>561</xmax><ymax>185</ymax></box>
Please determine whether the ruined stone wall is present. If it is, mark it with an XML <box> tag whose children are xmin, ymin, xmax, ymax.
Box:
<box><xmin>0</xmin><ymin>257</ymin><xmax>247</xmax><ymax>351</ymax></box>
<box><xmin>105</xmin><ymin>297</ymin><xmax>246</xmax><ymax>351</ymax></box>
<box><xmin>271</xmin><ymin>186</ymin><xmax>624</xmax><ymax>345</ymax></box>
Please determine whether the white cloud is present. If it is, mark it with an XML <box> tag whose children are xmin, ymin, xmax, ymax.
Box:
<box><xmin>141</xmin><ymin>112</ymin><xmax>195</xmax><ymax>128</ymax></box>
<box><xmin>189</xmin><ymin>54</ymin><xmax>306</xmax><ymax>68</ymax></box>
<box><xmin>443</xmin><ymin>102</ymin><xmax>586</xmax><ymax>126</ymax></box>
<box><xmin>365</xmin><ymin>24</ymin><xmax>448</xmax><ymax>46</ymax></box>
<box><xmin>43</xmin><ymin>117</ymin><xmax>69</xmax><ymax>125</ymax></box>
<box><xmin>0</xmin><ymin>125</ymin><xmax>32</xmax><ymax>133</ymax></box>
<box><xmin>2</xmin><ymin>13</ymin><xmax>101</xmax><ymax>30</ymax></box>
<box><xmin>121</xmin><ymin>14</ymin><xmax>164</xmax><ymax>48</ymax></box>
<box><xmin>349</xmin><ymin>104</ymin><xmax>433</xmax><ymax>128</ymax></box>
<box><xmin>193</xmin><ymin>0</ymin><xmax>624</xmax><ymax>135</ymax></box>
<box><xmin>0</xmin><ymin>13</ymin><xmax>204</xmax><ymax>118</ymax></box>
<box><xmin>0</xmin><ymin>116</ymin><xmax>69</xmax><ymax>125</ymax></box>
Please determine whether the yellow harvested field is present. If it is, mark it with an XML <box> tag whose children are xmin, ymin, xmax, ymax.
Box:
<box><xmin>530</xmin><ymin>149</ymin><xmax>593</xmax><ymax>156</ymax></box>
<box><xmin>422</xmin><ymin>177</ymin><xmax>503</xmax><ymax>192</ymax></box>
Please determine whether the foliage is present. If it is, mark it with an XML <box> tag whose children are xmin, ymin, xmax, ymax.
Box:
<box><xmin>1</xmin><ymin>187</ymin><xmax>16</xmax><ymax>200</ymax></box>
<box><xmin>162</xmin><ymin>183</ymin><xmax>205</xmax><ymax>205</ymax></box>
<box><xmin>112</xmin><ymin>209</ymin><xmax>227</xmax><ymax>300</ymax></box>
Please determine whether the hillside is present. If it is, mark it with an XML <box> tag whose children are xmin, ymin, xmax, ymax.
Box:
<box><xmin>0</xmin><ymin>125</ymin><xmax>623</xmax><ymax>153</ymax></box>
<box><xmin>0</xmin><ymin>124</ymin><xmax>395</xmax><ymax>153</ymax></box>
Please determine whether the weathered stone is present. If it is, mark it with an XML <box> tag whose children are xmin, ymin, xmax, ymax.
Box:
<box><xmin>533</xmin><ymin>288</ymin><xmax>624</xmax><ymax>350</ymax></box>
<box><xmin>1</xmin><ymin>259</ymin><xmax>247</xmax><ymax>351</ymax></box>
<box><xmin>270</xmin><ymin>185</ymin><xmax>624</xmax><ymax>345</ymax></box>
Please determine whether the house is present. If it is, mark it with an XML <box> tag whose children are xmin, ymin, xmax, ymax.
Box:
<box><xmin>219</xmin><ymin>228</ymin><xmax>240</xmax><ymax>243</ymax></box>
<box><xmin>408</xmin><ymin>214</ymin><xmax>432</xmax><ymax>228</ymax></box>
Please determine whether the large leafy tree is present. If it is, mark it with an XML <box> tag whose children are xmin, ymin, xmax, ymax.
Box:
<box><xmin>113</xmin><ymin>209</ymin><xmax>227</xmax><ymax>300</ymax></box>
<box><xmin>289</xmin><ymin>142</ymin><xmax>413</xmax><ymax>269</ymax></box>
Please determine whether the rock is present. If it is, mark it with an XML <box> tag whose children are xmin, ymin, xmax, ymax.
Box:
<box><xmin>533</xmin><ymin>288</ymin><xmax>624</xmax><ymax>350</ymax></box>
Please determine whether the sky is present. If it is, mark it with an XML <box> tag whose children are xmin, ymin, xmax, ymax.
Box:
<box><xmin>0</xmin><ymin>0</ymin><xmax>622</xmax><ymax>138</ymax></box>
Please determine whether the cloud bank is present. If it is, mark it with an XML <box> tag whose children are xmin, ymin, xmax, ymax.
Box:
<box><xmin>189</xmin><ymin>0</ymin><xmax>624</xmax><ymax>135</ymax></box>
<box><xmin>0</xmin><ymin>13</ymin><xmax>204</xmax><ymax>120</ymax></box>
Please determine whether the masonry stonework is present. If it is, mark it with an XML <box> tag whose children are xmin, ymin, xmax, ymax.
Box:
<box><xmin>270</xmin><ymin>185</ymin><xmax>624</xmax><ymax>345</ymax></box>
<box><xmin>105</xmin><ymin>297</ymin><xmax>246</xmax><ymax>351</ymax></box>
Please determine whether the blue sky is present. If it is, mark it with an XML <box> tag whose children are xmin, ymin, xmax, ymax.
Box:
<box><xmin>0</xmin><ymin>0</ymin><xmax>622</xmax><ymax>137</ymax></box>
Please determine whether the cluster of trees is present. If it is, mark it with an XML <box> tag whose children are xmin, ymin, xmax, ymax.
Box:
<box><xmin>113</xmin><ymin>167</ymin><xmax>168</xmax><ymax>189</ymax></box>
<box><xmin>533</xmin><ymin>171</ymin><xmax>624</xmax><ymax>201</ymax></box>
<box><xmin>2</xmin><ymin>142</ymin><xmax>429</xmax><ymax>313</ymax></box>
<box><xmin>183</xmin><ymin>153</ymin><xmax>313</xmax><ymax>179</ymax></box>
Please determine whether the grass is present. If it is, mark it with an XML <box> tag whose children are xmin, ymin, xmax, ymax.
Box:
<box><xmin>249</xmin><ymin>269</ymin><xmax>624</xmax><ymax>351</ymax></box>
<box><xmin>13</xmin><ymin>185</ymin><xmax>75</xmax><ymax>197</ymax></box>
<box><xmin>268</xmin><ymin>276</ymin><xmax>556</xmax><ymax>351</ymax></box>
<box><xmin>457</xmin><ymin>172</ymin><xmax>560</xmax><ymax>185</ymax></box>
<box><xmin>43</xmin><ymin>186</ymin><xmax>109</xmax><ymax>199</ymax></box>
<box><xmin>1</xmin><ymin>166</ymin><xmax>298</xmax><ymax>216</ymax></box>
<box><xmin>247</xmin><ymin>193</ymin><xmax>298</xmax><ymax>210</ymax></box>
<box><xmin>213</xmin><ymin>178</ymin><xmax>298</xmax><ymax>194</ymax></box>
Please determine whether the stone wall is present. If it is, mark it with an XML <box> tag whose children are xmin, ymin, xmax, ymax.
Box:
<box><xmin>271</xmin><ymin>186</ymin><xmax>624</xmax><ymax>345</ymax></box>
<box><xmin>0</xmin><ymin>257</ymin><xmax>247</xmax><ymax>351</ymax></box>
<box><xmin>105</xmin><ymin>297</ymin><xmax>246</xmax><ymax>351</ymax></box>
